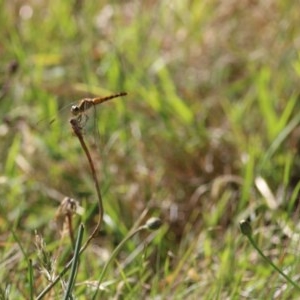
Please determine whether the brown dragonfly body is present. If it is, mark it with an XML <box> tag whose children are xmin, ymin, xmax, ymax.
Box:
<box><xmin>71</xmin><ymin>92</ymin><xmax>127</xmax><ymax>117</ymax></box>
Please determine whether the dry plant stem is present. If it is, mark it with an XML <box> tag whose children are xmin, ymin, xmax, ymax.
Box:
<box><xmin>36</xmin><ymin>118</ymin><xmax>104</xmax><ymax>299</ymax></box>
<box><xmin>69</xmin><ymin>118</ymin><xmax>104</xmax><ymax>250</ymax></box>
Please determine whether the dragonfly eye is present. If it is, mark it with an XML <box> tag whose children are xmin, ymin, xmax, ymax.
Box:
<box><xmin>71</xmin><ymin>105</ymin><xmax>80</xmax><ymax>116</ymax></box>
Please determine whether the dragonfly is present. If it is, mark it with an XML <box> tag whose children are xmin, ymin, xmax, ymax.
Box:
<box><xmin>70</xmin><ymin>92</ymin><xmax>127</xmax><ymax>128</ymax></box>
<box><xmin>39</xmin><ymin>91</ymin><xmax>127</xmax><ymax>135</ymax></box>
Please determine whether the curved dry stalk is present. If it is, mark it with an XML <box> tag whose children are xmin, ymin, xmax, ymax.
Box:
<box><xmin>36</xmin><ymin>117</ymin><xmax>104</xmax><ymax>299</ymax></box>
<box><xmin>69</xmin><ymin>118</ymin><xmax>104</xmax><ymax>249</ymax></box>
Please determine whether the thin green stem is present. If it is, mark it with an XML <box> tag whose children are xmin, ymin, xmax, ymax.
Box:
<box><xmin>240</xmin><ymin>220</ymin><xmax>300</xmax><ymax>291</ymax></box>
<box><xmin>63</xmin><ymin>224</ymin><xmax>85</xmax><ymax>300</ymax></box>
<box><xmin>92</xmin><ymin>225</ymin><xmax>147</xmax><ymax>300</ymax></box>
<box><xmin>92</xmin><ymin>217</ymin><xmax>162</xmax><ymax>299</ymax></box>
<box><xmin>247</xmin><ymin>235</ymin><xmax>300</xmax><ymax>290</ymax></box>
<box><xmin>28</xmin><ymin>259</ymin><xmax>34</xmax><ymax>300</ymax></box>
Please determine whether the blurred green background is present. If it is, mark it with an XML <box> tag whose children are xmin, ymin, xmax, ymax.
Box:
<box><xmin>1</xmin><ymin>0</ymin><xmax>300</xmax><ymax>298</ymax></box>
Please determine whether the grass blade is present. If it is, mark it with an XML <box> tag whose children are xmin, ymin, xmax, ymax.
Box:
<box><xmin>28</xmin><ymin>259</ymin><xmax>34</xmax><ymax>300</ymax></box>
<box><xmin>63</xmin><ymin>224</ymin><xmax>85</xmax><ymax>300</ymax></box>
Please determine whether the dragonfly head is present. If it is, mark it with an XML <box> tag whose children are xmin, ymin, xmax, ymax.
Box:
<box><xmin>71</xmin><ymin>105</ymin><xmax>81</xmax><ymax>116</ymax></box>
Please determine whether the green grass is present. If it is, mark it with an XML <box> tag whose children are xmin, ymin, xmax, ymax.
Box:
<box><xmin>1</xmin><ymin>0</ymin><xmax>300</xmax><ymax>298</ymax></box>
